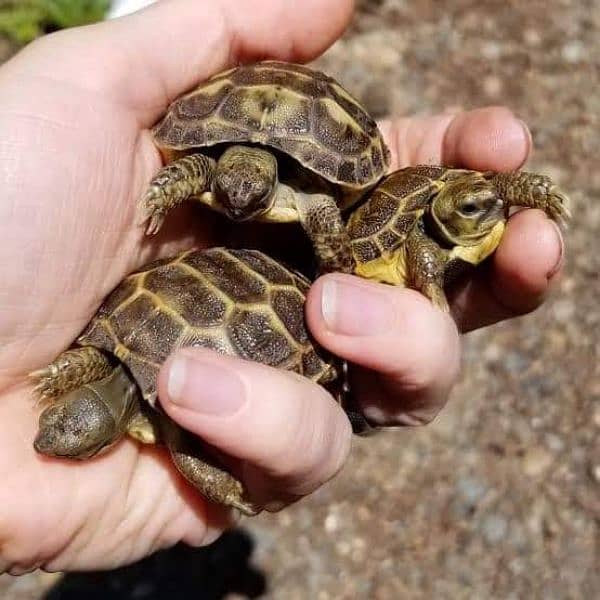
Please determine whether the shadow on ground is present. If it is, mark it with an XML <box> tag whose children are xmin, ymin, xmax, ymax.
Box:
<box><xmin>43</xmin><ymin>529</ymin><xmax>266</xmax><ymax>600</ymax></box>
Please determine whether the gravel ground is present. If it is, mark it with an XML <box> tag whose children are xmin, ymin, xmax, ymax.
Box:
<box><xmin>1</xmin><ymin>0</ymin><xmax>598</xmax><ymax>598</ymax></box>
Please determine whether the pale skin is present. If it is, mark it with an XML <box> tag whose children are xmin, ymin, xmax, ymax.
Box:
<box><xmin>0</xmin><ymin>0</ymin><xmax>563</xmax><ymax>574</ymax></box>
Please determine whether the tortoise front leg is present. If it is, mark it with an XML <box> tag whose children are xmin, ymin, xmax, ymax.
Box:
<box><xmin>34</xmin><ymin>364</ymin><xmax>140</xmax><ymax>459</ymax></box>
<box><xmin>294</xmin><ymin>192</ymin><xmax>355</xmax><ymax>275</ymax></box>
<box><xmin>404</xmin><ymin>226</ymin><xmax>449</xmax><ymax>312</ymax></box>
<box><xmin>30</xmin><ymin>346</ymin><xmax>114</xmax><ymax>401</ymax></box>
<box><xmin>492</xmin><ymin>171</ymin><xmax>571</xmax><ymax>227</ymax></box>
<box><xmin>160</xmin><ymin>417</ymin><xmax>260</xmax><ymax>517</ymax></box>
<box><xmin>140</xmin><ymin>153</ymin><xmax>217</xmax><ymax>234</ymax></box>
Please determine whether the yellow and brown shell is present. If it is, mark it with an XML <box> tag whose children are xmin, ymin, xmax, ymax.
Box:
<box><xmin>77</xmin><ymin>248</ymin><xmax>336</xmax><ymax>407</ymax></box>
<box><xmin>348</xmin><ymin>166</ymin><xmax>449</xmax><ymax>269</ymax></box>
<box><xmin>152</xmin><ymin>61</ymin><xmax>390</xmax><ymax>200</ymax></box>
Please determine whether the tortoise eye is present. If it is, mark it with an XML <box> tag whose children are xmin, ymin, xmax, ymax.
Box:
<box><xmin>461</xmin><ymin>202</ymin><xmax>479</xmax><ymax>215</ymax></box>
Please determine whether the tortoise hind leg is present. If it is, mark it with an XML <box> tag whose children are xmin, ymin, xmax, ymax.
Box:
<box><xmin>34</xmin><ymin>365</ymin><xmax>140</xmax><ymax>459</ymax></box>
<box><xmin>140</xmin><ymin>153</ymin><xmax>217</xmax><ymax>235</ymax></box>
<box><xmin>159</xmin><ymin>417</ymin><xmax>260</xmax><ymax>517</ymax></box>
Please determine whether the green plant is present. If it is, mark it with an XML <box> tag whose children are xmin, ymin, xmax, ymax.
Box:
<box><xmin>0</xmin><ymin>0</ymin><xmax>110</xmax><ymax>43</ymax></box>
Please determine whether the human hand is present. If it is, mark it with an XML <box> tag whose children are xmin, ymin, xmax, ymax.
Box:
<box><xmin>0</xmin><ymin>0</ymin><xmax>356</xmax><ymax>573</ymax></box>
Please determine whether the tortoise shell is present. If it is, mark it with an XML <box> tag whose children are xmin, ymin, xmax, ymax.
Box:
<box><xmin>152</xmin><ymin>61</ymin><xmax>390</xmax><ymax>201</ymax></box>
<box><xmin>77</xmin><ymin>248</ymin><xmax>336</xmax><ymax>407</ymax></box>
<box><xmin>348</xmin><ymin>166</ymin><xmax>475</xmax><ymax>265</ymax></box>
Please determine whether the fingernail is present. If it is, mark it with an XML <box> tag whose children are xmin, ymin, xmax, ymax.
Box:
<box><xmin>321</xmin><ymin>276</ymin><xmax>393</xmax><ymax>336</ymax></box>
<box><xmin>547</xmin><ymin>219</ymin><xmax>565</xmax><ymax>278</ymax></box>
<box><xmin>518</xmin><ymin>119</ymin><xmax>533</xmax><ymax>162</ymax></box>
<box><xmin>167</xmin><ymin>354</ymin><xmax>247</xmax><ymax>416</ymax></box>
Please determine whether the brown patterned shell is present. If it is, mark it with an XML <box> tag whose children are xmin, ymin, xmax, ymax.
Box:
<box><xmin>152</xmin><ymin>61</ymin><xmax>390</xmax><ymax>198</ymax></box>
<box><xmin>77</xmin><ymin>248</ymin><xmax>336</xmax><ymax>407</ymax></box>
<box><xmin>348</xmin><ymin>166</ymin><xmax>452</xmax><ymax>264</ymax></box>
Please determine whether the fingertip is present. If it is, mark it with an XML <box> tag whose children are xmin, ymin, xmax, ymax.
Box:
<box><xmin>443</xmin><ymin>106</ymin><xmax>532</xmax><ymax>171</ymax></box>
<box><xmin>307</xmin><ymin>275</ymin><xmax>460</xmax><ymax>386</ymax></box>
<box><xmin>229</xmin><ymin>0</ymin><xmax>355</xmax><ymax>62</ymax></box>
<box><xmin>491</xmin><ymin>209</ymin><xmax>564</xmax><ymax>311</ymax></box>
<box><xmin>157</xmin><ymin>347</ymin><xmax>351</xmax><ymax>498</ymax></box>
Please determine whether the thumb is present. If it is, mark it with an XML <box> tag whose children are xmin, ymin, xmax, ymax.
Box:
<box><xmin>14</xmin><ymin>0</ymin><xmax>354</xmax><ymax>124</ymax></box>
<box><xmin>157</xmin><ymin>348</ymin><xmax>352</xmax><ymax>510</ymax></box>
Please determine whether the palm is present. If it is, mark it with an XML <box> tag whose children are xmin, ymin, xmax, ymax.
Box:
<box><xmin>0</xmin><ymin>66</ymin><xmax>233</xmax><ymax>573</ymax></box>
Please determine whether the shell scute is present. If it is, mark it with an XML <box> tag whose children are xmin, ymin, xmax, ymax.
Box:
<box><xmin>272</xmin><ymin>289</ymin><xmax>309</xmax><ymax>345</ymax></box>
<box><xmin>145</xmin><ymin>265</ymin><xmax>227</xmax><ymax>328</ymax></box>
<box><xmin>177</xmin><ymin>80</ymin><xmax>231</xmax><ymax>119</ymax></box>
<box><xmin>231</xmin><ymin>249</ymin><xmax>296</xmax><ymax>286</ymax></box>
<box><xmin>182</xmin><ymin>250</ymin><xmax>267</xmax><ymax>304</ymax></box>
<box><xmin>124</xmin><ymin>305</ymin><xmax>185</xmax><ymax>364</ymax></box>
<box><xmin>227</xmin><ymin>309</ymin><xmax>295</xmax><ymax>367</ymax></box>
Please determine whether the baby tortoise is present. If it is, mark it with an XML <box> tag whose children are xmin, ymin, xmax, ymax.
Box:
<box><xmin>32</xmin><ymin>248</ymin><xmax>338</xmax><ymax>516</ymax></box>
<box><xmin>347</xmin><ymin>166</ymin><xmax>570</xmax><ymax>311</ymax></box>
<box><xmin>141</xmin><ymin>61</ymin><xmax>390</xmax><ymax>274</ymax></box>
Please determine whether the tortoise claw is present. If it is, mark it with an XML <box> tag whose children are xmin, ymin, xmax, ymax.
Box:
<box><xmin>138</xmin><ymin>188</ymin><xmax>167</xmax><ymax>235</ymax></box>
<box><xmin>145</xmin><ymin>213</ymin><xmax>165</xmax><ymax>236</ymax></box>
<box><xmin>230</xmin><ymin>499</ymin><xmax>262</xmax><ymax>517</ymax></box>
<box><xmin>29</xmin><ymin>373</ymin><xmax>57</xmax><ymax>404</ymax></box>
<box><xmin>28</xmin><ymin>366</ymin><xmax>54</xmax><ymax>381</ymax></box>
<box><xmin>547</xmin><ymin>186</ymin><xmax>571</xmax><ymax>229</ymax></box>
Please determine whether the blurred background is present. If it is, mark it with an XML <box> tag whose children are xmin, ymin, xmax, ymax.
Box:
<box><xmin>1</xmin><ymin>0</ymin><xmax>598</xmax><ymax>598</ymax></box>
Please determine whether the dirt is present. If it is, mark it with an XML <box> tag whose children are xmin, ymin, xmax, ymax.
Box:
<box><xmin>1</xmin><ymin>0</ymin><xmax>599</xmax><ymax>597</ymax></box>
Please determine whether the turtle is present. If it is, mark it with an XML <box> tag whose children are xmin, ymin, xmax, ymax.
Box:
<box><xmin>347</xmin><ymin>166</ymin><xmax>571</xmax><ymax>311</ymax></box>
<box><xmin>140</xmin><ymin>60</ymin><xmax>390</xmax><ymax>274</ymax></box>
<box><xmin>31</xmin><ymin>247</ymin><xmax>339</xmax><ymax>516</ymax></box>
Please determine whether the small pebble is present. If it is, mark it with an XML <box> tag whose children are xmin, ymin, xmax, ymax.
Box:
<box><xmin>552</xmin><ymin>300</ymin><xmax>576</xmax><ymax>323</ymax></box>
<box><xmin>456</xmin><ymin>476</ymin><xmax>488</xmax><ymax>504</ymax></box>
<box><xmin>523</xmin><ymin>28</ymin><xmax>542</xmax><ymax>46</ymax></box>
<box><xmin>561</xmin><ymin>40</ymin><xmax>585</xmax><ymax>63</ymax></box>
<box><xmin>482</xmin><ymin>75</ymin><xmax>503</xmax><ymax>97</ymax></box>
<box><xmin>481</xmin><ymin>42</ymin><xmax>502</xmax><ymax>60</ymax></box>
<box><xmin>481</xmin><ymin>514</ymin><xmax>508</xmax><ymax>544</ymax></box>
<box><xmin>324</xmin><ymin>514</ymin><xmax>339</xmax><ymax>533</ymax></box>
<box><xmin>523</xmin><ymin>447</ymin><xmax>554</xmax><ymax>477</ymax></box>
<box><xmin>544</xmin><ymin>433</ymin><xmax>565</xmax><ymax>453</ymax></box>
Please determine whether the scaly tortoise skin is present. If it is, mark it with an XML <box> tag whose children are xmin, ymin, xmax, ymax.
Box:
<box><xmin>32</xmin><ymin>248</ymin><xmax>337</xmax><ymax>516</ymax></box>
<box><xmin>348</xmin><ymin>166</ymin><xmax>571</xmax><ymax>311</ymax></box>
<box><xmin>140</xmin><ymin>61</ymin><xmax>390</xmax><ymax>274</ymax></box>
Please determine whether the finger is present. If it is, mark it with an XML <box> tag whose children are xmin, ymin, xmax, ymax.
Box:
<box><xmin>380</xmin><ymin>106</ymin><xmax>532</xmax><ymax>171</ymax></box>
<box><xmin>306</xmin><ymin>275</ymin><xmax>461</xmax><ymax>427</ymax></box>
<box><xmin>450</xmin><ymin>209</ymin><xmax>565</xmax><ymax>332</ymax></box>
<box><xmin>157</xmin><ymin>348</ymin><xmax>352</xmax><ymax>509</ymax></box>
<box><xmin>18</xmin><ymin>0</ymin><xmax>353</xmax><ymax>124</ymax></box>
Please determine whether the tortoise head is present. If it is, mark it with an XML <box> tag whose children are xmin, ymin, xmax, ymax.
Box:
<box><xmin>34</xmin><ymin>366</ymin><xmax>137</xmax><ymax>459</ymax></box>
<box><xmin>429</xmin><ymin>173</ymin><xmax>504</xmax><ymax>246</ymax></box>
<box><xmin>215</xmin><ymin>146</ymin><xmax>278</xmax><ymax>221</ymax></box>
<box><xmin>34</xmin><ymin>389</ymin><xmax>120</xmax><ymax>459</ymax></box>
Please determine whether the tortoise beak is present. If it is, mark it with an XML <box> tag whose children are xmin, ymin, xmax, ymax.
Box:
<box><xmin>227</xmin><ymin>208</ymin><xmax>248</xmax><ymax>221</ymax></box>
<box><xmin>225</xmin><ymin>205</ymin><xmax>265</xmax><ymax>222</ymax></box>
